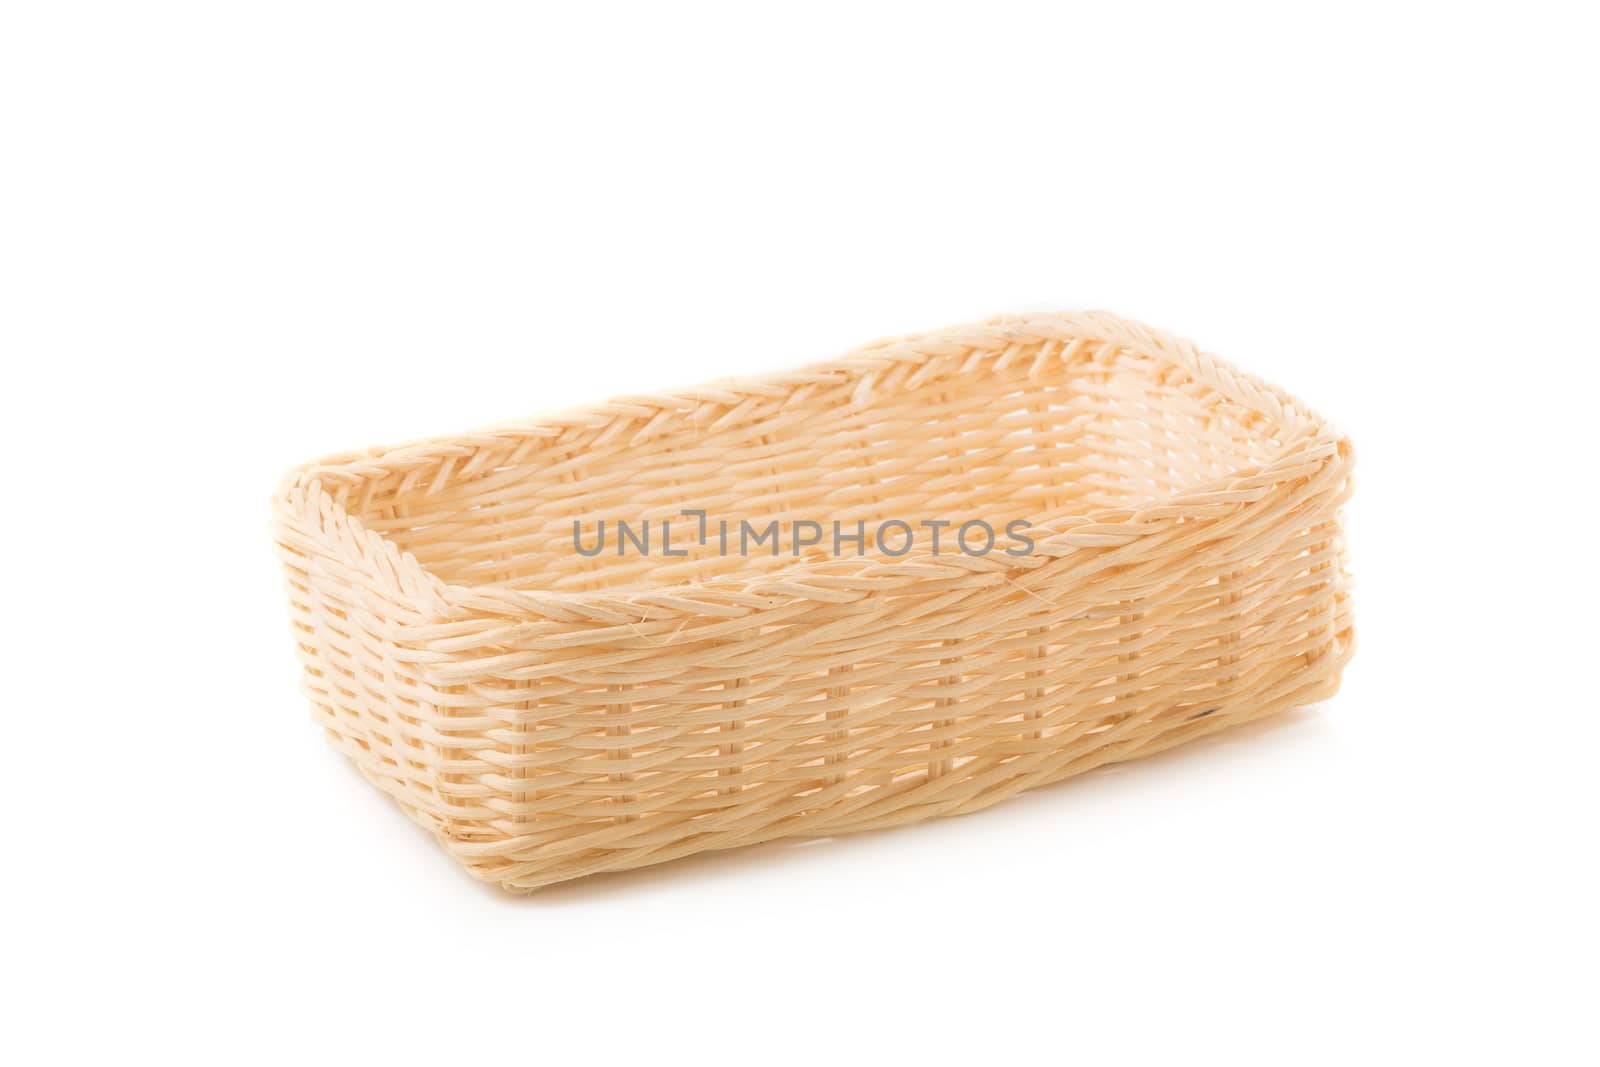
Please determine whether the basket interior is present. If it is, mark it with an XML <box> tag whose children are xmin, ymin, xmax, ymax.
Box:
<box><xmin>334</xmin><ymin>339</ymin><xmax>1292</xmax><ymax>596</ymax></box>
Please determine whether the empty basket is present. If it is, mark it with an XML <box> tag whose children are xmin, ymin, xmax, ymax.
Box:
<box><xmin>272</xmin><ymin>311</ymin><xmax>1354</xmax><ymax>891</ymax></box>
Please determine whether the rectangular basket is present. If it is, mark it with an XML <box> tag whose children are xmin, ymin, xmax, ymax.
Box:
<box><xmin>272</xmin><ymin>311</ymin><xmax>1353</xmax><ymax>892</ymax></box>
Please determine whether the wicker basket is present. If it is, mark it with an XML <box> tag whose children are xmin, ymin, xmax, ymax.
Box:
<box><xmin>273</xmin><ymin>311</ymin><xmax>1353</xmax><ymax>891</ymax></box>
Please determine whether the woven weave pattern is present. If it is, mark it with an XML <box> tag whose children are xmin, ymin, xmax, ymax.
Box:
<box><xmin>273</xmin><ymin>312</ymin><xmax>1353</xmax><ymax>891</ymax></box>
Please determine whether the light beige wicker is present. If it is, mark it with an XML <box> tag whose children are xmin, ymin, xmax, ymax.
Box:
<box><xmin>273</xmin><ymin>311</ymin><xmax>1353</xmax><ymax>892</ymax></box>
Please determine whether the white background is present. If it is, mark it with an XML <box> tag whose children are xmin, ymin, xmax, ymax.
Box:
<box><xmin>4</xmin><ymin>4</ymin><xmax>1596</xmax><ymax>1063</ymax></box>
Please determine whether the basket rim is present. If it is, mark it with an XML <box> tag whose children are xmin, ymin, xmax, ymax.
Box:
<box><xmin>274</xmin><ymin>311</ymin><xmax>1350</xmax><ymax>624</ymax></box>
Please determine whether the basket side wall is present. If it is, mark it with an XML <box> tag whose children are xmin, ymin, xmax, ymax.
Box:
<box><xmin>415</xmin><ymin>445</ymin><xmax>1354</xmax><ymax>890</ymax></box>
<box><xmin>273</xmin><ymin>488</ymin><xmax>461</xmax><ymax>839</ymax></box>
